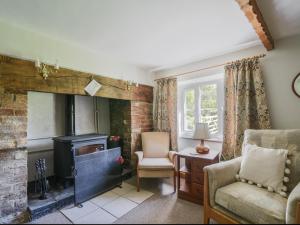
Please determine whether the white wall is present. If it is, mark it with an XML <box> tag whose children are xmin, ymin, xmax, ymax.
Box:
<box><xmin>261</xmin><ymin>36</ymin><xmax>300</xmax><ymax>129</ymax></box>
<box><xmin>154</xmin><ymin>35</ymin><xmax>300</xmax><ymax>150</ymax></box>
<box><xmin>0</xmin><ymin>20</ymin><xmax>154</xmax><ymax>86</ymax></box>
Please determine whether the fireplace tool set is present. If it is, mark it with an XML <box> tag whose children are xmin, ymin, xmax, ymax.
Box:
<box><xmin>35</xmin><ymin>158</ymin><xmax>48</xmax><ymax>200</ymax></box>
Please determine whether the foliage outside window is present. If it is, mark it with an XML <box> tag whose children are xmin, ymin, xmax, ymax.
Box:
<box><xmin>184</xmin><ymin>89</ymin><xmax>195</xmax><ymax>131</ymax></box>
<box><xmin>180</xmin><ymin>74</ymin><xmax>224</xmax><ymax>139</ymax></box>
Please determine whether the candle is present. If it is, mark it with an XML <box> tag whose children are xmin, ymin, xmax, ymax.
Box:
<box><xmin>35</xmin><ymin>59</ymin><xmax>41</xmax><ymax>68</ymax></box>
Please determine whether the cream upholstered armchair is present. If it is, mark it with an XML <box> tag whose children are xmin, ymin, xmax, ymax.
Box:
<box><xmin>135</xmin><ymin>132</ymin><xmax>177</xmax><ymax>192</ymax></box>
<box><xmin>203</xmin><ymin>130</ymin><xmax>300</xmax><ymax>224</ymax></box>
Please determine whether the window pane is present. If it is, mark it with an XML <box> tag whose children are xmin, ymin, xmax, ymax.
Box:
<box><xmin>200</xmin><ymin>84</ymin><xmax>219</xmax><ymax>134</ymax></box>
<box><xmin>184</xmin><ymin>89</ymin><xmax>195</xmax><ymax>131</ymax></box>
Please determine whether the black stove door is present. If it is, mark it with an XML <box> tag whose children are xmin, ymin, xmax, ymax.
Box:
<box><xmin>74</xmin><ymin>147</ymin><xmax>122</xmax><ymax>205</ymax></box>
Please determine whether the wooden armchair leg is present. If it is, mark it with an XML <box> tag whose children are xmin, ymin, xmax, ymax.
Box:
<box><xmin>204</xmin><ymin>171</ymin><xmax>210</xmax><ymax>224</ymax></box>
<box><xmin>137</xmin><ymin>172</ymin><xmax>140</xmax><ymax>192</ymax></box>
<box><xmin>297</xmin><ymin>202</ymin><xmax>300</xmax><ymax>224</ymax></box>
<box><xmin>173</xmin><ymin>170</ymin><xmax>176</xmax><ymax>193</ymax></box>
<box><xmin>203</xmin><ymin>214</ymin><xmax>210</xmax><ymax>224</ymax></box>
<box><xmin>136</xmin><ymin>156</ymin><xmax>140</xmax><ymax>192</ymax></box>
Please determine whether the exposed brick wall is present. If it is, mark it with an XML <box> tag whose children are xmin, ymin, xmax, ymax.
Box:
<box><xmin>0</xmin><ymin>91</ymin><xmax>28</xmax><ymax>223</ymax></box>
<box><xmin>131</xmin><ymin>101</ymin><xmax>153</xmax><ymax>166</ymax></box>
<box><xmin>0</xmin><ymin>92</ymin><xmax>27</xmax><ymax>149</ymax></box>
<box><xmin>0</xmin><ymin>150</ymin><xmax>27</xmax><ymax>223</ymax></box>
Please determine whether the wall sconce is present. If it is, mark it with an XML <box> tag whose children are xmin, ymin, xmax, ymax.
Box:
<box><xmin>127</xmin><ymin>80</ymin><xmax>139</xmax><ymax>90</ymax></box>
<box><xmin>0</xmin><ymin>55</ymin><xmax>11</xmax><ymax>64</ymax></box>
<box><xmin>35</xmin><ymin>59</ymin><xmax>60</xmax><ymax>80</ymax></box>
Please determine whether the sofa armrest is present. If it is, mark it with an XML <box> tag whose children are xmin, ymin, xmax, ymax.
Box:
<box><xmin>287</xmin><ymin>182</ymin><xmax>300</xmax><ymax>224</ymax></box>
<box><xmin>204</xmin><ymin>157</ymin><xmax>242</xmax><ymax>207</ymax></box>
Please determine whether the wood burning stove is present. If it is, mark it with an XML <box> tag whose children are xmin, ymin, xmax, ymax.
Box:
<box><xmin>53</xmin><ymin>134</ymin><xmax>122</xmax><ymax>205</ymax></box>
<box><xmin>52</xmin><ymin>95</ymin><xmax>122</xmax><ymax>205</ymax></box>
<box><xmin>53</xmin><ymin>134</ymin><xmax>108</xmax><ymax>185</ymax></box>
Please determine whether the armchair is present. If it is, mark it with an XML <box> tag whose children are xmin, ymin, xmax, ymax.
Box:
<box><xmin>135</xmin><ymin>132</ymin><xmax>177</xmax><ymax>192</ymax></box>
<box><xmin>204</xmin><ymin>129</ymin><xmax>300</xmax><ymax>224</ymax></box>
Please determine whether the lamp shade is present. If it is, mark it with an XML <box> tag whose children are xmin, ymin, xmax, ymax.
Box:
<box><xmin>193</xmin><ymin>123</ymin><xmax>210</xmax><ymax>140</ymax></box>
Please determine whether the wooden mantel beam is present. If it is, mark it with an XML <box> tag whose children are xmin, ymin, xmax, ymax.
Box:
<box><xmin>236</xmin><ymin>0</ymin><xmax>274</xmax><ymax>51</ymax></box>
<box><xmin>0</xmin><ymin>54</ymin><xmax>153</xmax><ymax>103</ymax></box>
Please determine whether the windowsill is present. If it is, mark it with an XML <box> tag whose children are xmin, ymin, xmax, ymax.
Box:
<box><xmin>180</xmin><ymin>135</ymin><xmax>223</xmax><ymax>143</ymax></box>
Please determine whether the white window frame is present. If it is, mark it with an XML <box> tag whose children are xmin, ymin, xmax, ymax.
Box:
<box><xmin>179</xmin><ymin>74</ymin><xmax>224</xmax><ymax>140</ymax></box>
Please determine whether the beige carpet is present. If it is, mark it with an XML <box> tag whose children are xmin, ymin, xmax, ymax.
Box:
<box><xmin>30</xmin><ymin>177</ymin><xmax>203</xmax><ymax>224</ymax></box>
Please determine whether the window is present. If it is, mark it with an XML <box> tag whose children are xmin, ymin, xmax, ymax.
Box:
<box><xmin>184</xmin><ymin>89</ymin><xmax>195</xmax><ymax>131</ymax></box>
<box><xmin>179</xmin><ymin>74</ymin><xmax>224</xmax><ymax>139</ymax></box>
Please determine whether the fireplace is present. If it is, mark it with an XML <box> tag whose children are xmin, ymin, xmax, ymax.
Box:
<box><xmin>0</xmin><ymin>55</ymin><xmax>153</xmax><ymax>223</ymax></box>
<box><xmin>26</xmin><ymin>95</ymin><xmax>126</xmax><ymax>219</ymax></box>
<box><xmin>0</xmin><ymin>92</ymin><xmax>153</xmax><ymax>223</ymax></box>
<box><xmin>52</xmin><ymin>95</ymin><xmax>122</xmax><ymax>205</ymax></box>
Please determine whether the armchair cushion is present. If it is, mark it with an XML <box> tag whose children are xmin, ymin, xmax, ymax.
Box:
<box><xmin>138</xmin><ymin>158</ymin><xmax>174</xmax><ymax>170</ymax></box>
<box><xmin>287</xmin><ymin>182</ymin><xmax>300</xmax><ymax>224</ymax></box>
<box><xmin>215</xmin><ymin>182</ymin><xmax>287</xmax><ymax>224</ymax></box>
<box><xmin>142</xmin><ymin>132</ymin><xmax>170</xmax><ymax>158</ymax></box>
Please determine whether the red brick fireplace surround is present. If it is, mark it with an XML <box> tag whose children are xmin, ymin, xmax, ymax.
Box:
<box><xmin>0</xmin><ymin>55</ymin><xmax>153</xmax><ymax>223</ymax></box>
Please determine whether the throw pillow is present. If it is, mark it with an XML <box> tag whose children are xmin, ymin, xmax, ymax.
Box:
<box><xmin>237</xmin><ymin>144</ymin><xmax>290</xmax><ymax>197</ymax></box>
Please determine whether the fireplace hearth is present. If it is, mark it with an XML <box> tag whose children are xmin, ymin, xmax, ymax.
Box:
<box><xmin>27</xmin><ymin>134</ymin><xmax>123</xmax><ymax>221</ymax></box>
<box><xmin>27</xmin><ymin>168</ymin><xmax>132</xmax><ymax>221</ymax></box>
<box><xmin>28</xmin><ymin>186</ymin><xmax>74</xmax><ymax>221</ymax></box>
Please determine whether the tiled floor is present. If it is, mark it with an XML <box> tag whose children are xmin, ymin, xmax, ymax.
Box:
<box><xmin>101</xmin><ymin>197</ymin><xmax>138</xmax><ymax>218</ymax></box>
<box><xmin>60</xmin><ymin>183</ymin><xmax>154</xmax><ymax>224</ymax></box>
<box><xmin>73</xmin><ymin>208</ymin><xmax>117</xmax><ymax>224</ymax></box>
<box><xmin>30</xmin><ymin>177</ymin><xmax>203</xmax><ymax>224</ymax></box>
<box><xmin>90</xmin><ymin>191</ymin><xmax>119</xmax><ymax>207</ymax></box>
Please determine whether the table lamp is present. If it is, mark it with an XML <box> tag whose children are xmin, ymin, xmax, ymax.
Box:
<box><xmin>193</xmin><ymin>123</ymin><xmax>210</xmax><ymax>154</ymax></box>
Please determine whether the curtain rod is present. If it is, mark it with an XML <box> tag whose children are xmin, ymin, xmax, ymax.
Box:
<box><xmin>154</xmin><ymin>53</ymin><xmax>266</xmax><ymax>81</ymax></box>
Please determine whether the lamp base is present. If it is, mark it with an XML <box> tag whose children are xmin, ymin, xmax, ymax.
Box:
<box><xmin>195</xmin><ymin>140</ymin><xmax>210</xmax><ymax>154</ymax></box>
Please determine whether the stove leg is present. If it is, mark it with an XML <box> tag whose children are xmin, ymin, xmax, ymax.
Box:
<box><xmin>77</xmin><ymin>204</ymin><xmax>83</xmax><ymax>208</ymax></box>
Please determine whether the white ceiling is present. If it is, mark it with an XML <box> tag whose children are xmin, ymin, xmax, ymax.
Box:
<box><xmin>0</xmin><ymin>0</ymin><xmax>299</xmax><ymax>71</ymax></box>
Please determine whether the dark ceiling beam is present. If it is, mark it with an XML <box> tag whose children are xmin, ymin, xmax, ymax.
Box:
<box><xmin>236</xmin><ymin>0</ymin><xmax>274</xmax><ymax>51</ymax></box>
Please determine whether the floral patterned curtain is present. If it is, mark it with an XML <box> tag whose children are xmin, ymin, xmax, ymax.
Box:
<box><xmin>154</xmin><ymin>78</ymin><xmax>178</xmax><ymax>151</ymax></box>
<box><xmin>222</xmin><ymin>58</ymin><xmax>271</xmax><ymax>160</ymax></box>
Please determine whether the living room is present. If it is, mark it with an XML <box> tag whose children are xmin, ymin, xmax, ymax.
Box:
<box><xmin>0</xmin><ymin>0</ymin><xmax>300</xmax><ymax>224</ymax></box>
